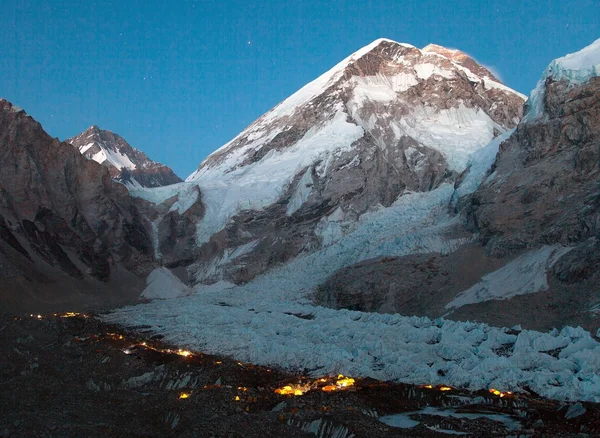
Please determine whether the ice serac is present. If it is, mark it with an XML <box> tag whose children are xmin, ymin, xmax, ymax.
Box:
<box><xmin>184</xmin><ymin>38</ymin><xmax>525</xmax><ymax>285</ymax></box>
<box><xmin>68</xmin><ymin>126</ymin><xmax>182</xmax><ymax>188</ymax></box>
<box><xmin>0</xmin><ymin>99</ymin><xmax>156</xmax><ymax>312</ymax></box>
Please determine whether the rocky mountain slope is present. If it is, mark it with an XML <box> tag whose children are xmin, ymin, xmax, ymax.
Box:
<box><xmin>176</xmin><ymin>38</ymin><xmax>525</xmax><ymax>285</ymax></box>
<box><xmin>68</xmin><ymin>126</ymin><xmax>182</xmax><ymax>188</ymax></box>
<box><xmin>0</xmin><ymin>100</ymin><xmax>157</xmax><ymax>312</ymax></box>
<box><xmin>468</xmin><ymin>40</ymin><xmax>600</xmax><ymax>257</ymax></box>
<box><xmin>316</xmin><ymin>39</ymin><xmax>600</xmax><ymax>331</ymax></box>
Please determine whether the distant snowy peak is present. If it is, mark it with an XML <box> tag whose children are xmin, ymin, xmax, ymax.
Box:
<box><xmin>71</xmin><ymin>125</ymin><xmax>136</xmax><ymax>170</ymax></box>
<box><xmin>524</xmin><ymin>38</ymin><xmax>600</xmax><ymax>122</ymax></box>
<box><xmin>68</xmin><ymin>126</ymin><xmax>182</xmax><ymax>188</ymax></box>
<box><xmin>189</xmin><ymin>38</ymin><xmax>524</xmax><ymax>181</ymax></box>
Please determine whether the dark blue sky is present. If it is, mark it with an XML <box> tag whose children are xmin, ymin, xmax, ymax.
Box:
<box><xmin>2</xmin><ymin>1</ymin><xmax>599</xmax><ymax>178</ymax></box>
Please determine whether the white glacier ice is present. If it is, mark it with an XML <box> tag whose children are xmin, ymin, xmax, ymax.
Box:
<box><xmin>286</xmin><ymin>167</ymin><xmax>314</xmax><ymax>216</ymax></box>
<box><xmin>104</xmin><ymin>184</ymin><xmax>600</xmax><ymax>402</ymax></box>
<box><xmin>129</xmin><ymin>182</ymin><xmax>199</xmax><ymax>215</ymax></box>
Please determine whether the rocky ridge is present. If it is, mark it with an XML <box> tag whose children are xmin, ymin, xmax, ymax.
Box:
<box><xmin>0</xmin><ymin>100</ymin><xmax>157</xmax><ymax>312</ymax></box>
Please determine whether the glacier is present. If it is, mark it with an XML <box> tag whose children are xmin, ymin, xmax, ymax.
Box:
<box><xmin>104</xmin><ymin>180</ymin><xmax>600</xmax><ymax>402</ymax></box>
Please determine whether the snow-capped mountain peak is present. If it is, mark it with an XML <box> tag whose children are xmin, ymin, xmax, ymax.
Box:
<box><xmin>73</xmin><ymin>125</ymin><xmax>137</xmax><ymax>170</ymax></box>
<box><xmin>68</xmin><ymin>126</ymin><xmax>182</xmax><ymax>188</ymax></box>
<box><xmin>189</xmin><ymin>38</ymin><xmax>524</xmax><ymax>181</ymax></box>
<box><xmin>178</xmin><ymin>38</ymin><xmax>526</xmax><ymax>268</ymax></box>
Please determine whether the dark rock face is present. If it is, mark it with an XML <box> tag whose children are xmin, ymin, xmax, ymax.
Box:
<box><xmin>315</xmin><ymin>245</ymin><xmax>505</xmax><ymax>315</ymax></box>
<box><xmin>0</xmin><ymin>99</ymin><xmax>155</xmax><ymax>312</ymax></box>
<box><xmin>467</xmin><ymin>77</ymin><xmax>600</xmax><ymax>257</ymax></box>
<box><xmin>133</xmin><ymin>185</ymin><xmax>205</xmax><ymax>268</ymax></box>
<box><xmin>157</xmin><ymin>201</ymin><xmax>205</xmax><ymax>268</ymax></box>
<box><xmin>68</xmin><ymin>126</ymin><xmax>182</xmax><ymax>188</ymax></box>
<box><xmin>551</xmin><ymin>238</ymin><xmax>600</xmax><ymax>284</ymax></box>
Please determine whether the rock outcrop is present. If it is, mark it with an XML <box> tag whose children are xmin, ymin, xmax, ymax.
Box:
<box><xmin>468</xmin><ymin>77</ymin><xmax>600</xmax><ymax>257</ymax></box>
<box><xmin>68</xmin><ymin>126</ymin><xmax>182</xmax><ymax>188</ymax></box>
<box><xmin>0</xmin><ymin>99</ymin><xmax>156</xmax><ymax>312</ymax></box>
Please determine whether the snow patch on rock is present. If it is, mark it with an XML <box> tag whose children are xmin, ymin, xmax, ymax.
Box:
<box><xmin>141</xmin><ymin>267</ymin><xmax>191</xmax><ymax>300</ymax></box>
<box><xmin>524</xmin><ymin>38</ymin><xmax>600</xmax><ymax>122</ymax></box>
<box><xmin>414</xmin><ymin>63</ymin><xmax>454</xmax><ymax>80</ymax></box>
<box><xmin>350</xmin><ymin>73</ymin><xmax>419</xmax><ymax>105</ymax></box>
<box><xmin>446</xmin><ymin>245</ymin><xmax>573</xmax><ymax>310</ymax></box>
<box><xmin>451</xmin><ymin>129</ymin><xmax>514</xmax><ymax>205</ymax></box>
<box><xmin>286</xmin><ymin>167</ymin><xmax>314</xmax><ymax>216</ymax></box>
<box><xmin>91</xmin><ymin>148</ymin><xmax>136</xmax><ymax>170</ymax></box>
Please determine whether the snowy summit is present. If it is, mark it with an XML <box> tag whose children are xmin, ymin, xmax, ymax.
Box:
<box><xmin>68</xmin><ymin>125</ymin><xmax>182</xmax><ymax>188</ymax></box>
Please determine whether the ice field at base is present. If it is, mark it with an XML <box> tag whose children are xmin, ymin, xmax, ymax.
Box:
<box><xmin>105</xmin><ymin>182</ymin><xmax>600</xmax><ymax>402</ymax></box>
<box><xmin>104</xmin><ymin>289</ymin><xmax>600</xmax><ymax>402</ymax></box>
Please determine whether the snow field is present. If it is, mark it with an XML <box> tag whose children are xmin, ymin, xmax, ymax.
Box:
<box><xmin>140</xmin><ymin>267</ymin><xmax>191</xmax><ymax>300</ymax></box>
<box><xmin>446</xmin><ymin>245</ymin><xmax>572</xmax><ymax>310</ymax></box>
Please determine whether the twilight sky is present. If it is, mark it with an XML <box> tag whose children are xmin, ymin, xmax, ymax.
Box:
<box><xmin>2</xmin><ymin>0</ymin><xmax>599</xmax><ymax>178</ymax></box>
